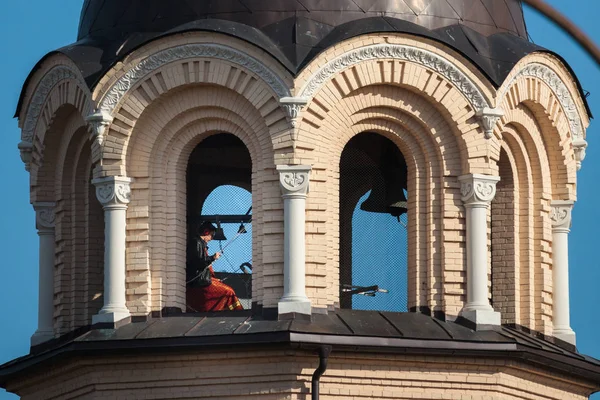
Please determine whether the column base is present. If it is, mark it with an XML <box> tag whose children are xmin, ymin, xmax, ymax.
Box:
<box><xmin>278</xmin><ymin>299</ymin><xmax>311</xmax><ymax>316</ymax></box>
<box><xmin>30</xmin><ymin>329</ymin><xmax>54</xmax><ymax>346</ymax></box>
<box><xmin>554</xmin><ymin>328</ymin><xmax>576</xmax><ymax>346</ymax></box>
<box><xmin>92</xmin><ymin>310</ymin><xmax>131</xmax><ymax>325</ymax></box>
<box><xmin>462</xmin><ymin>308</ymin><xmax>501</xmax><ymax>327</ymax></box>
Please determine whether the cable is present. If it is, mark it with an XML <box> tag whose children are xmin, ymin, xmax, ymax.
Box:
<box><xmin>521</xmin><ymin>0</ymin><xmax>600</xmax><ymax>68</ymax></box>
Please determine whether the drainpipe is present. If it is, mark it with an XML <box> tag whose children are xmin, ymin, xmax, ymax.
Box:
<box><xmin>311</xmin><ymin>345</ymin><xmax>332</xmax><ymax>400</ymax></box>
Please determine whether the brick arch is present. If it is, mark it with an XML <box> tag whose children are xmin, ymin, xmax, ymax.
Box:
<box><xmin>501</xmin><ymin>119</ymin><xmax>555</xmax><ymax>336</ymax></box>
<box><xmin>298</xmin><ymin>79</ymin><xmax>473</xmax><ymax>174</ymax></box>
<box><xmin>491</xmin><ymin>145</ymin><xmax>518</xmax><ymax>325</ymax></box>
<box><xmin>297</xmin><ymin>83</ymin><xmax>468</xmax><ymax>315</ymax></box>
<box><xmin>498</xmin><ymin>77</ymin><xmax>577</xmax><ymax>200</ymax></box>
<box><xmin>98</xmin><ymin>52</ymin><xmax>290</xmax><ymax>176</ymax></box>
<box><xmin>500</xmin><ymin>127</ymin><xmax>537</xmax><ymax>331</ymax></box>
<box><xmin>30</xmin><ymin>105</ymin><xmax>87</xmax><ymax>204</ymax></box>
<box><xmin>340</xmin><ymin>122</ymin><xmax>435</xmax><ymax>314</ymax></box>
<box><xmin>123</xmin><ymin>85</ymin><xmax>273</xmax><ymax>313</ymax></box>
<box><xmin>20</xmin><ymin>62</ymin><xmax>92</xmax><ymax>146</ymax></box>
<box><xmin>53</xmin><ymin>119</ymin><xmax>90</xmax><ymax>334</ymax></box>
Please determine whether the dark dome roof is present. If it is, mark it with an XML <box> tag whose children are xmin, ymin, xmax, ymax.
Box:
<box><xmin>20</xmin><ymin>1</ymin><xmax>556</xmax><ymax>116</ymax></box>
<box><xmin>78</xmin><ymin>0</ymin><xmax>528</xmax><ymax>42</ymax></box>
<box><xmin>66</xmin><ymin>0</ymin><xmax>538</xmax><ymax>88</ymax></box>
<box><xmin>76</xmin><ymin>0</ymin><xmax>533</xmax><ymax>75</ymax></box>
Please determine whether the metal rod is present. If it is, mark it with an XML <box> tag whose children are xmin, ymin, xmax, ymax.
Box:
<box><xmin>522</xmin><ymin>0</ymin><xmax>600</xmax><ymax>68</ymax></box>
<box><xmin>193</xmin><ymin>215</ymin><xmax>252</xmax><ymax>223</ymax></box>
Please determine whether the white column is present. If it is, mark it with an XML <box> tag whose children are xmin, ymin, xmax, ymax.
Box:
<box><xmin>31</xmin><ymin>202</ymin><xmax>56</xmax><ymax>346</ymax></box>
<box><xmin>277</xmin><ymin>165</ymin><xmax>312</xmax><ymax>316</ymax></box>
<box><xmin>91</xmin><ymin>176</ymin><xmax>132</xmax><ymax>324</ymax></box>
<box><xmin>550</xmin><ymin>200</ymin><xmax>576</xmax><ymax>345</ymax></box>
<box><xmin>459</xmin><ymin>174</ymin><xmax>501</xmax><ymax>326</ymax></box>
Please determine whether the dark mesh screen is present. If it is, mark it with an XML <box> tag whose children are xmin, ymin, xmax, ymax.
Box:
<box><xmin>202</xmin><ymin>186</ymin><xmax>253</xmax><ymax>306</ymax></box>
<box><xmin>340</xmin><ymin>133</ymin><xmax>408</xmax><ymax>312</ymax></box>
<box><xmin>187</xmin><ymin>134</ymin><xmax>252</xmax><ymax>309</ymax></box>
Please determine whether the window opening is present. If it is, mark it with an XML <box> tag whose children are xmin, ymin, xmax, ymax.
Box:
<box><xmin>339</xmin><ymin>132</ymin><xmax>408</xmax><ymax>312</ymax></box>
<box><xmin>186</xmin><ymin>134</ymin><xmax>252</xmax><ymax>312</ymax></box>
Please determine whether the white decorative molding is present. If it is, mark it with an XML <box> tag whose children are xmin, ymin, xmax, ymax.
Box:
<box><xmin>459</xmin><ymin>174</ymin><xmax>500</xmax><ymax>206</ymax></box>
<box><xmin>573</xmin><ymin>139</ymin><xmax>587</xmax><ymax>171</ymax></box>
<box><xmin>33</xmin><ymin>202</ymin><xmax>56</xmax><ymax>230</ymax></box>
<box><xmin>18</xmin><ymin>141</ymin><xmax>33</xmax><ymax>171</ymax></box>
<box><xmin>280</xmin><ymin>97</ymin><xmax>308</xmax><ymax>128</ymax></box>
<box><xmin>550</xmin><ymin>200</ymin><xmax>574</xmax><ymax>231</ymax></box>
<box><xmin>98</xmin><ymin>43</ymin><xmax>291</xmax><ymax>114</ymax></box>
<box><xmin>86</xmin><ymin>111</ymin><xmax>114</xmax><ymax>147</ymax></box>
<box><xmin>299</xmin><ymin>44</ymin><xmax>490</xmax><ymax>112</ymax></box>
<box><xmin>92</xmin><ymin>176</ymin><xmax>132</xmax><ymax>207</ymax></box>
<box><xmin>21</xmin><ymin>65</ymin><xmax>86</xmax><ymax>143</ymax></box>
<box><xmin>499</xmin><ymin>63</ymin><xmax>584</xmax><ymax>142</ymax></box>
<box><xmin>277</xmin><ymin>165</ymin><xmax>311</xmax><ymax>196</ymax></box>
<box><xmin>476</xmin><ymin>107</ymin><xmax>504</xmax><ymax>139</ymax></box>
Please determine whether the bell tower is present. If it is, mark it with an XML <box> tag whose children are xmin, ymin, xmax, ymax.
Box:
<box><xmin>2</xmin><ymin>1</ymin><xmax>600</xmax><ymax>398</ymax></box>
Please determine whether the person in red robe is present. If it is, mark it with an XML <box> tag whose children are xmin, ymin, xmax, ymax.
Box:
<box><xmin>186</xmin><ymin>222</ymin><xmax>243</xmax><ymax>312</ymax></box>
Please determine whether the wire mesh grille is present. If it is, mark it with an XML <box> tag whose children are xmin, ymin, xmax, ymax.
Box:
<box><xmin>340</xmin><ymin>133</ymin><xmax>408</xmax><ymax>312</ymax></box>
<box><xmin>201</xmin><ymin>185</ymin><xmax>253</xmax><ymax>308</ymax></box>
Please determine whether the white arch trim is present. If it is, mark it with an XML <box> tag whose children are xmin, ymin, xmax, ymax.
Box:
<box><xmin>499</xmin><ymin>63</ymin><xmax>585</xmax><ymax>142</ymax></box>
<box><xmin>98</xmin><ymin>43</ymin><xmax>291</xmax><ymax>115</ymax></box>
<box><xmin>299</xmin><ymin>44</ymin><xmax>491</xmax><ymax>111</ymax></box>
<box><xmin>19</xmin><ymin>65</ymin><xmax>89</xmax><ymax>171</ymax></box>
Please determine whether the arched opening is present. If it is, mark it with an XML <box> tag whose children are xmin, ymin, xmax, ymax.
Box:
<box><xmin>491</xmin><ymin>148</ymin><xmax>517</xmax><ymax>323</ymax></box>
<box><xmin>185</xmin><ymin>133</ymin><xmax>252</xmax><ymax>312</ymax></box>
<box><xmin>339</xmin><ymin>132</ymin><xmax>409</xmax><ymax>312</ymax></box>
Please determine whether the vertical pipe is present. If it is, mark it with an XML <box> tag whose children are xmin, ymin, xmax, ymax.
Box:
<box><xmin>312</xmin><ymin>346</ymin><xmax>332</xmax><ymax>400</ymax></box>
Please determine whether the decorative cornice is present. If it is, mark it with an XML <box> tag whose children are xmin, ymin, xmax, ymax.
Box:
<box><xmin>277</xmin><ymin>165</ymin><xmax>311</xmax><ymax>197</ymax></box>
<box><xmin>18</xmin><ymin>141</ymin><xmax>33</xmax><ymax>172</ymax></box>
<box><xmin>86</xmin><ymin>111</ymin><xmax>114</xmax><ymax>147</ymax></box>
<box><xmin>98</xmin><ymin>43</ymin><xmax>291</xmax><ymax>114</ymax></box>
<box><xmin>459</xmin><ymin>174</ymin><xmax>500</xmax><ymax>206</ymax></box>
<box><xmin>550</xmin><ymin>200</ymin><xmax>574</xmax><ymax>231</ymax></box>
<box><xmin>21</xmin><ymin>65</ymin><xmax>86</xmax><ymax>143</ymax></box>
<box><xmin>33</xmin><ymin>202</ymin><xmax>56</xmax><ymax>231</ymax></box>
<box><xmin>500</xmin><ymin>63</ymin><xmax>584</xmax><ymax>142</ymax></box>
<box><xmin>299</xmin><ymin>44</ymin><xmax>489</xmax><ymax>112</ymax></box>
<box><xmin>476</xmin><ymin>108</ymin><xmax>504</xmax><ymax>139</ymax></box>
<box><xmin>573</xmin><ymin>139</ymin><xmax>587</xmax><ymax>171</ymax></box>
<box><xmin>280</xmin><ymin>97</ymin><xmax>308</xmax><ymax>128</ymax></box>
<box><xmin>91</xmin><ymin>176</ymin><xmax>132</xmax><ymax>207</ymax></box>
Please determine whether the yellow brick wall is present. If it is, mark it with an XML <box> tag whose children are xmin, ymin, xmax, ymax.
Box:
<box><xmin>6</xmin><ymin>351</ymin><xmax>595</xmax><ymax>399</ymax></box>
<box><xmin>21</xmin><ymin>31</ymin><xmax>590</xmax><ymax>337</ymax></box>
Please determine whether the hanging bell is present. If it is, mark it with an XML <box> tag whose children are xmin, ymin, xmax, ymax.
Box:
<box><xmin>386</xmin><ymin>181</ymin><xmax>408</xmax><ymax>218</ymax></box>
<box><xmin>213</xmin><ymin>219</ymin><xmax>227</xmax><ymax>241</ymax></box>
<box><xmin>238</xmin><ymin>222</ymin><xmax>247</xmax><ymax>234</ymax></box>
<box><xmin>360</xmin><ymin>171</ymin><xmax>388</xmax><ymax>214</ymax></box>
<box><xmin>360</xmin><ymin>170</ymin><xmax>408</xmax><ymax>217</ymax></box>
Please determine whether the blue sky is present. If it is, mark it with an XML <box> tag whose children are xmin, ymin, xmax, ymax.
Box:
<box><xmin>1</xmin><ymin>1</ymin><xmax>599</xmax><ymax>399</ymax></box>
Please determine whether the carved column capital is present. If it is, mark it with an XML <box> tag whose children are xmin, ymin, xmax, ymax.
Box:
<box><xmin>277</xmin><ymin>165</ymin><xmax>311</xmax><ymax>197</ymax></box>
<box><xmin>280</xmin><ymin>97</ymin><xmax>308</xmax><ymax>128</ymax></box>
<box><xmin>550</xmin><ymin>200</ymin><xmax>574</xmax><ymax>232</ymax></box>
<box><xmin>18</xmin><ymin>141</ymin><xmax>33</xmax><ymax>172</ymax></box>
<box><xmin>92</xmin><ymin>176</ymin><xmax>132</xmax><ymax>208</ymax></box>
<box><xmin>459</xmin><ymin>174</ymin><xmax>500</xmax><ymax>207</ymax></box>
<box><xmin>33</xmin><ymin>202</ymin><xmax>56</xmax><ymax>231</ymax></box>
<box><xmin>573</xmin><ymin>139</ymin><xmax>587</xmax><ymax>171</ymax></box>
<box><xmin>86</xmin><ymin>110</ymin><xmax>113</xmax><ymax>147</ymax></box>
<box><xmin>476</xmin><ymin>107</ymin><xmax>504</xmax><ymax>139</ymax></box>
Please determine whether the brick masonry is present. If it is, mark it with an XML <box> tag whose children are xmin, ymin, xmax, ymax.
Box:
<box><xmin>5</xmin><ymin>350</ymin><xmax>596</xmax><ymax>399</ymax></box>
<box><xmin>15</xmin><ymin>30</ymin><xmax>593</xmax><ymax>397</ymax></box>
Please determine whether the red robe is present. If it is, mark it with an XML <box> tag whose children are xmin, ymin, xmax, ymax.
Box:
<box><xmin>187</xmin><ymin>266</ymin><xmax>243</xmax><ymax>312</ymax></box>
